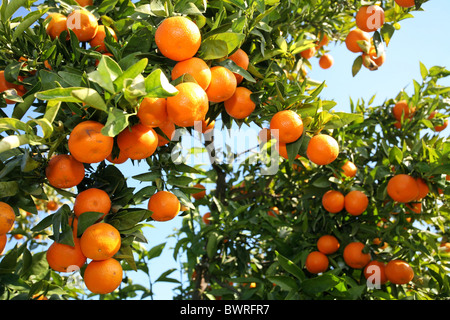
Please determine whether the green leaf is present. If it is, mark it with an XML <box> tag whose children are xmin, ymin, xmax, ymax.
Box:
<box><xmin>101</xmin><ymin>108</ymin><xmax>132</xmax><ymax>137</ymax></box>
<box><xmin>77</xmin><ymin>211</ymin><xmax>106</xmax><ymax>237</ymax></box>
<box><xmin>275</xmin><ymin>251</ymin><xmax>305</xmax><ymax>282</ymax></box>
<box><xmin>70</xmin><ymin>88</ymin><xmax>108</xmax><ymax>111</ymax></box>
<box><xmin>144</xmin><ymin>69</ymin><xmax>178</xmax><ymax>98</ymax></box>
<box><xmin>88</xmin><ymin>55</ymin><xmax>123</xmax><ymax>93</ymax></box>
<box><xmin>419</xmin><ymin>61</ymin><xmax>428</xmax><ymax>80</ymax></box>
<box><xmin>389</xmin><ymin>146</ymin><xmax>403</xmax><ymax>165</ymax></box>
<box><xmin>301</xmin><ymin>274</ymin><xmax>340</xmax><ymax>296</ymax></box>
<box><xmin>267</xmin><ymin>275</ymin><xmax>299</xmax><ymax>291</ymax></box>
<box><xmin>0</xmin><ymin>181</ymin><xmax>19</xmax><ymax>197</ymax></box>
<box><xmin>3</xmin><ymin>0</ymin><xmax>29</xmax><ymax>21</ymax></box>
<box><xmin>352</xmin><ymin>56</ymin><xmax>363</xmax><ymax>77</ymax></box>
<box><xmin>35</xmin><ymin>87</ymin><xmax>85</xmax><ymax>102</ymax></box>
<box><xmin>12</xmin><ymin>9</ymin><xmax>48</xmax><ymax>41</ymax></box>
<box><xmin>113</xmin><ymin>58</ymin><xmax>148</xmax><ymax>92</ymax></box>
<box><xmin>147</xmin><ymin>242</ymin><xmax>166</xmax><ymax>260</ymax></box>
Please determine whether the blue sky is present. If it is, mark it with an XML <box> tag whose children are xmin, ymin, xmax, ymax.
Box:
<box><xmin>3</xmin><ymin>0</ymin><xmax>450</xmax><ymax>300</ymax></box>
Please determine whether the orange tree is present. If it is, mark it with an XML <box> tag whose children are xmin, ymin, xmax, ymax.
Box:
<box><xmin>0</xmin><ymin>0</ymin><xmax>449</xmax><ymax>300</ymax></box>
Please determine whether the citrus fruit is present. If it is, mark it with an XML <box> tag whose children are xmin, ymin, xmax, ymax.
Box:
<box><xmin>46</xmin><ymin>200</ymin><xmax>58</xmax><ymax>211</ymax></box>
<box><xmin>45</xmin><ymin>154</ymin><xmax>85</xmax><ymax>189</ymax></box>
<box><xmin>385</xmin><ymin>259</ymin><xmax>414</xmax><ymax>285</ymax></box>
<box><xmin>89</xmin><ymin>25</ymin><xmax>117</xmax><ymax>53</ymax></box>
<box><xmin>344</xmin><ymin>190</ymin><xmax>369</xmax><ymax>216</ymax></box>
<box><xmin>137</xmin><ymin>97</ymin><xmax>168</xmax><ymax>127</ymax></box>
<box><xmin>395</xmin><ymin>0</ymin><xmax>415</xmax><ymax>8</ymax></box>
<box><xmin>171</xmin><ymin>57</ymin><xmax>211</xmax><ymax>90</ymax></box>
<box><xmin>66</xmin><ymin>9</ymin><xmax>99</xmax><ymax>42</ymax></box>
<box><xmin>305</xmin><ymin>251</ymin><xmax>329</xmax><ymax>274</ymax></box>
<box><xmin>0</xmin><ymin>70</ymin><xmax>26</xmax><ymax>104</ymax></box>
<box><xmin>166</xmin><ymin>82</ymin><xmax>209</xmax><ymax>127</ymax></box>
<box><xmin>83</xmin><ymin>258</ymin><xmax>123</xmax><ymax>294</ymax></box>
<box><xmin>73</xmin><ymin>188</ymin><xmax>111</xmax><ymax>219</ymax></box>
<box><xmin>106</xmin><ymin>150</ymin><xmax>128</xmax><ymax>164</ymax></box>
<box><xmin>306</xmin><ymin>134</ymin><xmax>339</xmax><ymax>165</ymax></box>
<box><xmin>75</xmin><ymin>0</ymin><xmax>93</xmax><ymax>6</ymax></box>
<box><xmin>392</xmin><ymin>100</ymin><xmax>415</xmax><ymax>121</ymax></box>
<box><xmin>148</xmin><ymin>191</ymin><xmax>180</xmax><ymax>222</ymax></box>
<box><xmin>0</xmin><ymin>202</ymin><xmax>15</xmax><ymax>236</ymax></box>
<box><xmin>345</xmin><ymin>28</ymin><xmax>370</xmax><ymax>53</ymax></box>
<box><xmin>319</xmin><ymin>54</ymin><xmax>334</xmax><ymax>69</ymax></box>
<box><xmin>0</xmin><ymin>234</ymin><xmax>7</xmax><ymax>254</ymax></box>
<box><xmin>362</xmin><ymin>46</ymin><xmax>386</xmax><ymax>69</ymax></box>
<box><xmin>317</xmin><ymin>235</ymin><xmax>340</xmax><ymax>255</ymax></box>
<box><xmin>155</xmin><ymin>16</ymin><xmax>201</xmax><ymax>61</ymax></box>
<box><xmin>268</xmin><ymin>206</ymin><xmax>280</xmax><ymax>217</ymax></box>
<box><xmin>343</xmin><ymin>241</ymin><xmax>371</xmax><ymax>269</ymax></box>
<box><xmin>227</xmin><ymin>48</ymin><xmax>249</xmax><ymax>84</ymax></box>
<box><xmin>205</xmin><ymin>66</ymin><xmax>237</xmax><ymax>103</ymax></box>
<box><xmin>192</xmin><ymin>184</ymin><xmax>206</xmax><ymax>200</ymax></box>
<box><xmin>116</xmin><ymin>124</ymin><xmax>158</xmax><ymax>160</ymax></box>
<box><xmin>80</xmin><ymin>222</ymin><xmax>121</xmax><ymax>260</ymax></box>
<box><xmin>156</xmin><ymin>121</ymin><xmax>176</xmax><ymax>146</ymax></box>
<box><xmin>386</xmin><ymin>174</ymin><xmax>420</xmax><ymax>203</ymax></box>
<box><xmin>202</xmin><ymin>212</ymin><xmax>211</xmax><ymax>225</ymax></box>
<box><xmin>224</xmin><ymin>87</ymin><xmax>256</xmax><ymax>119</ymax></box>
<box><xmin>415</xmin><ymin>178</ymin><xmax>429</xmax><ymax>200</ymax></box>
<box><xmin>300</xmin><ymin>46</ymin><xmax>316</xmax><ymax>59</ymax></box>
<box><xmin>355</xmin><ymin>5</ymin><xmax>385</xmax><ymax>32</ymax></box>
<box><xmin>68</xmin><ymin>120</ymin><xmax>114</xmax><ymax>164</ymax></box>
<box><xmin>322</xmin><ymin>190</ymin><xmax>345</xmax><ymax>214</ymax></box>
<box><xmin>46</xmin><ymin>237</ymin><xmax>86</xmax><ymax>272</ymax></box>
<box><xmin>270</xmin><ymin>110</ymin><xmax>304</xmax><ymax>144</ymax></box>
<box><xmin>364</xmin><ymin>260</ymin><xmax>388</xmax><ymax>285</ymax></box>
<box><xmin>45</xmin><ymin>13</ymin><xmax>68</xmax><ymax>40</ymax></box>
<box><xmin>341</xmin><ymin>160</ymin><xmax>357</xmax><ymax>178</ymax></box>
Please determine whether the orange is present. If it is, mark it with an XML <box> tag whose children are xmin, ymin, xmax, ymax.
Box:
<box><xmin>318</xmin><ymin>54</ymin><xmax>333</xmax><ymax>69</ymax></box>
<box><xmin>0</xmin><ymin>202</ymin><xmax>15</xmax><ymax>236</ymax></box>
<box><xmin>305</xmin><ymin>251</ymin><xmax>329</xmax><ymax>274</ymax></box>
<box><xmin>46</xmin><ymin>237</ymin><xmax>86</xmax><ymax>272</ymax></box>
<box><xmin>192</xmin><ymin>184</ymin><xmax>206</xmax><ymax>200</ymax></box>
<box><xmin>345</xmin><ymin>29</ymin><xmax>370</xmax><ymax>53</ymax></box>
<box><xmin>45</xmin><ymin>154</ymin><xmax>85</xmax><ymax>189</ymax></box>
<box><xmin>73</xmin><ymin>188</ymin><xmax>111</xmax><ymax>219</ymax></box>
<box><xmin>364</xmin><ymin>260</ymin><xmax>388</xmax><ymax>285</ymax></box>
<box><xmin>435</xmin><ymin>119</ymin><xmax>448</xmax><ymax>132</ymax></box>
<box><xmin>80</xmin><ymin>222</ymin><xmax>121</xmax><ymax>260</ymax></box>
<box><xmin>306</xmin><ymin>134</ymin><xmax>339</xmax><ymax>166</ymax></box>
<box><xmin>316</xmin><ymin>33</ymin><xmax>329</xmax><ymax>48</ymax></box>
<box><xmin>362</xmin><ymin>47</ymin><xmax>386</xmax><ymax>69</ymax></box>
<box><xmin>68</xmin><ymin>120</ymin><xmax>114</xmax><ymax>164</ymax></box>
<box><xmin>116</xmin><ymin>124</ymin><xmax>158</xmax><ymax>160</ymax></box>
<box><xmin>46</xmin><ymin>200</ymin><xmax>58</xmax><ymax>211</ymax></box>
<box><xmin>395</xmin><ymin>0</ymin><xmax>415</xmax><ymax>8</ymax></box>
<box><xmin>171</xmin><ymin>57</ymin><xmax>212</xmax><ymax>90</ymax></box>
<box><xmin>155</xmin><ymin>16</ymin><xmax>201</xmax><ymax>62</ymax></box>
<box><xmin>106</xmin><ymin>150</ymin><xmax>128</xmax><ymax>164</ymax></box>
<box><xmin>386</xmin><ymin>174</ymin><xmax>419</xmax><ymax>203</ymax></box>
<box><xmin>406</xmin><ymin>201</ymin><xmax>422</xmax><ymax>214</ymax></box>
<box><xmin>322</xmin><ymin>190</ymin><xmax>345</xmax><ymax>214</ymax></box>
<box><xmin>137</xmin><ymin>97</ymin><xmax>168</xmax><ymax>127</ymax></box>
<box><xmin>300</xmin><ymin>46</ymin><xmax>316</xmax><ymax>59</ymax></box>
<box><xmin>392</xmin><ymin>100</ymin><xmax>415</xmax><ymax>121</ymax></box>
<box><xmin>269</xmin><ymin>110</ymin><xmax>304</xmax><ymax>144</ymax></box>
<box><xmin>66</xmin><ymin>9</ymin><xmax>98</xmax><ymax>42</ymax></box>
<box><xmin>258</xmin><ymin>128</ymin><xmax>273</xmax><ymax>144</ymax></box>
<box><xmin>0</xmin><ymin>234</ymin><xmax>7</xmax><ymax>254</ymax></box>
<box><xmin>224</xmin><ymin>87</ymin><xmax>256</xmax><ymax>120</ymax></box>
<box><xmin>194</xmin><ymin>118</ymin><xmax>215</xmax><ymax>134</ymax></box>
<box><xmin>205</xmin><ymin>66</ymin><xmax>237</xmax><ymax>103</ymax></box>
<box><xmin>415</xmin><ymin>178</ymin><xmax>429</xmax><ymax>200</ymax></box>
<box><xmin>343</xmin><ymin>241</ymin><xmax>371</xmax><ymax>269</ymax></box>
<box><xmin>202</xmin><ymin>212</ymin><xmax>211</xmax><ymax>225</ymax></box>
<box><xmin>227</xmin><ymin>48</ymin><xmax>249</xmax><ymax>84</ymax></box>
<box><xmin>344</xmin><ymin>190</ymin><xmax>369</xmax><ymax>216</ymax></box>
<box><xmin>276</xmin><ymin>142</ymin><xmax>300</xmax><ymax>160</ymax></box>
<box><xmin>83</xmin><ymin>258</ymin><xmax>123</xmax><ymax>294</ymax></box>
<box><xmin>355</xmin><ymin>5</ymin><xmax>385</xmax><ymax>32</ymax></box>
<box><xmin>45</xmin><ymin>13</ymin><xmax>68</xmax><ymax>40</ymax></box>
<box><xmin>166</xmin><ymin>82</ymin><xmax>209</xmax><ymax>127</ymax></box>
<box><xmin>156</xmin><ymin>121</ymin><xmax>176</xmax><ymax>146</ymax></box>
<box><xmin>75</xmin><ymin>0</ymin><xmax>93</xmax><ymax>6</ymax></box>
<box><xmin>317</xmin><ymin>235</ymin><xmax>340</xmax><ymax>255</ymax></box>
<box><xmin>385</xmin><ymin>259</ymin><xmax>414</xmax><ymax>285</ymax></box>
<box><xmin>341</xmin><ymin>160</ymin><xmax>357</xmax><ymax>178</ymax></box>
<box><xmin>268</xmin><ymin>206</ymin><xmax>279</xmax><ymax>217</ymax></box>
<box><xmin>89</xmin><ymin>25</ymin><xmax>118</xmax><ymax>53</ymax></box>
<box><xmin>148</xmin><ymin>191</ymin><xmax>180</xmax><ymax>222</ymax></box>
<box><xmin>0</xmin><ymin>70</ymin><xmax>26</xmax><ymax>104</ymax></box>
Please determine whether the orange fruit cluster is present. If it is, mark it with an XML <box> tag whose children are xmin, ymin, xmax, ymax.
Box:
<box><xmin>322</xmin><ymin>189</ymin><xmax>369</xmax><ymax>216</ymax></box>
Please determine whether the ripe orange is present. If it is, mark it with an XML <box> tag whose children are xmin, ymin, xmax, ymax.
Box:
<box><xmin>73</xmin><ymin>188</ymin><xmax>111</xmax><ymax>219</ymax></box>
<box><xmin>148</xmin><ymin>191</ymin><xmax>180</xmax><ymax>222</ymax></box>
<box><xmin>300</xmin><ymin>46</ymin><xmax>316</xmax><ymax>59</ymax></box>
<box><xmin>355</xmin><ymin>5</ymin><xmax>385</xmax><ymax>32</ymax></box>
<box><xmin>305</xmin><ymin>251</ymin><xmax>329</xmax><ymax>274</ymax></box>
<box><xmin>202</xmin><ymin>212</ymin><xmax>211</xmax><ymax>225</ymax></box>
<box><xmin>195</xmin><ymin>118</ymin><xmax>215</xmax><ymax>134</ymax></box>
<box><xmin>406</xmin><ymin>201</ymin><xmax>422</xmax><ymax>214</ymax></box>
<box><xmin>75</xmin><ymin>0</ymin><xmax>93</xmax><ymax>6</ymax></box>
<box><xmin>364</xmin><ymin>260</ymin><xmax>388</xmax><ymax>285</ymax></box>
<box><xmin>318</xmin><ymin>54</ymin><xmax>334</xmax><ymax>69</ymax></box>
<box><xmin>385</xmin><ymin>259</ymin><xmax>414</xmax><ymax>285</ymax></box>
<box><xmin>435</xmin><ymin>119</ymin><xmax>448</xmax><ymax>132</ymax></box>
<box><xmin>344</xmin><ymin>190</ymin><xmax>369</xmax><ymax>216</ymax></box>
<box><xmin>156</xmin><ymin>121</ymin><xmax>176</xmax><ymax>146</ymax></box>
<box><xmin>341</xmin><ymin>160</ymin><xmax>357</xmax><ymax>178</ymax></box>
<box><xmin>155</xmin><ymin>16</ymin><xmax>201</xmax><ymax>62</ymax></box>
<box><xmin>276</xmin><ymin>142</ymin><xmax>300</xmax><ymax>160</ymax></box>
<box><xmin>0</xmin><ymin>202</ymin><xmax>15</xmax><ymax>236</ymax></box>
<box><xmin>45</xmin><ymin>13</ymin><xmax>68</xmax><ymax>40</ymax></box>
<box><xmin>66</xmin><ymin>9</ymin><xmax>99</xmax><ymax>42</ymax></box>
<box><xmin>137</xmin><ymin>97</ymin><xmax>168</xmax><ymax>127</ymax></box>
<box><xmin>80</xmin><ymin>222</ymin><xmax>121</xmax><ymax>261</ymax></box>
<box><xmin>46</xmin><ymin>237</ymin><xmax>86</xmax><ymax>272</ymax></box>
<box><xmin>386</xmin><ymin>174</ymin><xmax>420</xmax><ymax>203</ymax></box>
<box><xmin>116</xmin><ymin>124</ymin><xmax>158</xmax><ymax>160</ymax></box>
<box><xmin>362</xmin><ymin>46</ymin><xmax>386</xmax><ymax>69</ymax></box>
<box><xmin>322</xmin><ymin>190</ymin><xmax>345</xmax><ymax>214</ymax></box>
<box><xmin>106</xmin><ymin>150</ymin><xmax>128</xmax><ymax>164</ymax></box>
<box><xmin>227</xmin><ymin>48</ymin><xmax>249</xmax><ymax>84</ymax></box>
<box><xmin>205</xmin><ymin>66</ymin><xmax>237</xmax><ymax>103</ymax></box>
<box><xmin>415</xmin><ymin>177</ymin><xmax>429</xmax><ymax>200</ymax></box>
<box><xmin>270</xmin><ymin>110</ymin><xmax>304</xmax><ymax>144</ymax></box>
<box><xmin>268</xmin><ymin>206</ymin><xmax>280</xmax><ymax>217</ymax></box>
<box><xmin>395</xmin><ymin>0</ymin><xmax>415</xmax><ymax>8</ymax></box>
<box><xmin>45</xmin><ymin>154</ymin><xmax>85</xmax><ymax>189</ymax></box>
<box><xmin>46</xmin><ymin>200</ymin><xmax>58</xmax><ymax>211</ymax></box>
<box><xmin>0</xmin><ymin>70</ymin><xmax>26</xmax><ymax>104</ymax></box>
<box><xmin>316</xmin><ymin>33</ymin><xmax>329</xmax><ymax>48</ymax></box>
<box><xmin>343</xmin><ymin>241</ymin><xmax>371</xmax><ymax>269</ymax></box>
<box><xmin>0</xmin><ymin>234</ymin><xmax>7</xmax><ymax>254</ymax></box>
<box><xmin>317</xmin><ymin>235</ymin><xmax>340</xmax><ymax>255</ymax></box>
<box><xmin>392</xmin><ymin>100</ymin><xmax>415</xmax><ymax>121</ymax></box>
<box><xmin>83</xmin><ymin>258</ymin><xmax>123</xmax><ymax>294</ymax></box>
<box><xmin>68</xmin><ymin>121</ymin><xmax>114</xmax><ymax>164</ymax></box>
<box><xmin>345</xmin><ymin>28</ymin><xmax>370</xmax><ymax>53</ymax></box>
<box><xmin>224</xmin><ymin>87</ymin><xmax>256</xmax><ymax>119</ymax></box>
<box><xmin>306</xmin><ymin>134</ymin><xmax>339</xmax><ymax>166</ymax></box>
<box><xmin>167</xmin><ymin>82</ymin><xmax>209</xmax><ymax>127</ymax></box>
<box><xmin>89</xmin><ymin>25</ymin><xmax>117</xmax><ymax>53</ymax></box>
<box><xmin>171</xmin><ymin>57</ymin><xmax>211</xmax><ymax>90</ymax></box>
<box><xmin>192</xmin><ymin>184</ymin><xmax>206</xmax><ymax>200</ymax></box>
